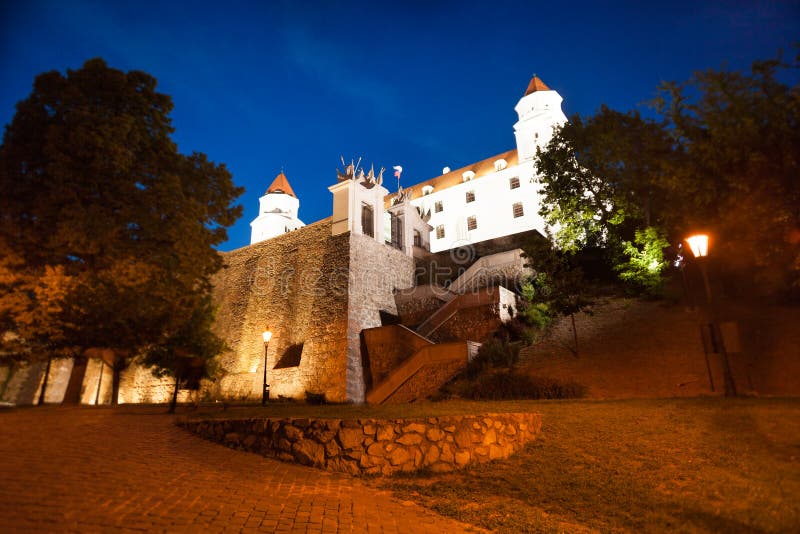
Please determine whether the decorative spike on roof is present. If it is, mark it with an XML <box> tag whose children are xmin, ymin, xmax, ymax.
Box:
<box><xmin>523</xmin><ymin>74</ymin><xmax>551</xmax><ymax>96</ymax></box>
<box><xmin>265</xmin><ymin>172</ymin><xmax>296</xmax><ymax>197</ymax></box>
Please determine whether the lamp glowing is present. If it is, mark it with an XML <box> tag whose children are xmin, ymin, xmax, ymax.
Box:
<box><xmin>262</xmin><ymin>331</ymin><xmax>272</xmax><ymax>343</ymax></box>
<box><xmin>686</xmin><ymin>234</ymin><xmax>709</xmax><ymax>258</ymax></box>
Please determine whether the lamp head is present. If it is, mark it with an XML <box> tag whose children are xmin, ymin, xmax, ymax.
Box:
<box><xmin>686</xmin><ymin>234</ymin><xmax>709</xmax><ymax>258</ymax></box>
<box><xmin>262</xmin><ymin>331</ymin><xmax>272</xmax><ymax>343</ymax></box>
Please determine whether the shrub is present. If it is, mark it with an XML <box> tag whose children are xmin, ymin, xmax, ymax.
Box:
<box><xmin>465</xmin><ymin>339</ymin><xmax>520</xmax><ymax>379</ymax></box>
<box><xmin>461</xmin><ymin>371</ymin><xmax>586</xmax><ymax>400</ymax></box>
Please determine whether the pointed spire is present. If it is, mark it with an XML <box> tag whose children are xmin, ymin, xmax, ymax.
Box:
<box><xmin>265</xmin><ymin>172</ymin><xmax>296</xmax><ymax>197</ymax></box>
<box><xmin>523</xmin><ymin>74</ymin><xmax>551</xmax><ymax>96</ymax></box>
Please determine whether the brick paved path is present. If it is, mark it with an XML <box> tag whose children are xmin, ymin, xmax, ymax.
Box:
<box><xmin>0</xmin><ymin>406</ymin><xmax>477</xmax><ymax>533</ymax></box>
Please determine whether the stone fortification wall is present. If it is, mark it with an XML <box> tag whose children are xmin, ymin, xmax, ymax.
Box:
<box><xmin>181</xmin><ymin>412</ymin><xmax>541</xmax><ymax>476</ymax></box>
<box><xmin>347</xmin><ymin>234</ymin><xmax>415</xmax><ymax>402</ymax></box>
<box><xmin>0</xmin><ymin>359</ymin><xmax>72</xmax><ymax>405</ymax></box>
<box><xmin>209</xmin><ymin>219</ymin><xmax>351</xmax><ymax>403</ymax></box>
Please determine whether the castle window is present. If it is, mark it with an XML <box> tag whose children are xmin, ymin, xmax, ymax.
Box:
<box><xmin>361</xmin><ymin>202</ymin><xmax>374</xmax><ymax>237</ymax></box>
<box><xmin>274</xmin><ymin>343</ymin><xmax>303</xmax><ymax>369</ymax></box>
<box><xmin>509</xmin><ymin>177</ymin><xmax>520</xmax><ymax>189</ymax></box>
<box><xmin>436</xmin><ymin>225</ymin><xmax>445</xmax><ymax>239</ymax></box>
<box><xmin>434</xmin><ymin>200</ymin><xmax>443</xmax><ymax>213</ymax></box>
<box><xmin>512</xmin><ymin>202</ymin><xmax>524</xmax><ymax>218</ymax></box>
<box><xmin>466</xmin><ymin>190</ymin><xmax>475</xmax><ymax>203</ymax></box>
<box><xmin>413</xmin><ymin>230</ymin><xmax>421</xmax><ymax>247</ymax></box>
<box><xmin>462</xmin><ymin>171</ymin><xmax>475</xmax><ymax>182</ymax></box>
<box><xmin>467</xmin><ymin>216</ymin><xmax>477</xmax><ymax>231</ymax></box>
<box><xmin>422</xmin><ymin>185</ymin><xmax>434</xmax><ymax>196</ymax></box>
<box><xmin>388</xmin><ymin>212</ymin><xmax>403</xmax><ymax>250</ymax></box>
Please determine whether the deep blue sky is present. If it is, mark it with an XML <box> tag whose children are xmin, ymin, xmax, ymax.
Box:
<box><xmin>1</xmin><ymin>1</ymin><xmax>797</xmax><ymax>251</ymax></box>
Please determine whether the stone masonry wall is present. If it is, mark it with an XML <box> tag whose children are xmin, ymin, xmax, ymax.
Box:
<box><xmin>180</xmin><ymin>412</ymin><xmax>541</xmax><ymax>475</ymax></box>
<box><xmin>207</xmin><ymin>219</ymin><xmax>351</xmax><ymax>402</ymax></box>
<box><xmin>383</xmin><ymin>359</ymin><xmax>467</xmax><ymax>404</ymax></box>
<box><xmin>347</xmin><ymin>234</ymin><xmax>415</xmax><ymax>402</ymax></box>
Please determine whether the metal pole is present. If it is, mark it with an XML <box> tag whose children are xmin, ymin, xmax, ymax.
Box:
<box><xmin>262</xmin><ymin>341</ymin><xmax>269</xmax><ymax>405</ymax></box>
<box><xmin>700</xmin><ymin>260</ymin><xmax>737</xmax><ymax>397</ymax></box>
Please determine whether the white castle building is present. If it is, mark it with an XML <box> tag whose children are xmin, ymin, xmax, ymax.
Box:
<box><xmin>250</xmin><ymin>172</ymin><xmax>305</xmax><ymax>244</ymax></box>
<box><xmin>250</xmin><ymin>75</ymin><xmax>567</xmax><ymax>252</ymax></box>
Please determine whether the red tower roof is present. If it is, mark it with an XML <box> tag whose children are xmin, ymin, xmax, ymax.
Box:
<box><xmin>265</xmin><ymin>172</ymin><xmax>296</xmax><ymax>197</ymax></box>
<box><xmin>523</xmin><ymin>75</ymin><xmax>551</xmax><ymax>96</ymax></box>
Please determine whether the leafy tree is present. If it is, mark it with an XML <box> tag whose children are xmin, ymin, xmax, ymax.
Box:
<box><xmin>139</xmin><ymin>296</ymin><xmax>225</xmax><ymax>413</ymax></box>
<box><xmin>535</xmin><ymin>106</ymin><xmax>674</xmax><ymax>254</ymax></box>
<box><xmin>615</xmin><ymin>226</ymin><xmax>670</xmax><ymax>296</ymax></box>
<box><xmin>522</xmin><ymin>236</ymin><xmax>593</xmax><ymax>357</ymax></box>
<box><xmin>654</xmin><ymin>54</ymin><xmax>800</xmax><ymax>295</ymax></box>
<box><xmin>536</xmin><ymin>52</ymin><xmax>800</xmax><ymax>297</ymax></box>
<box><xmin>0</xmin><ymin>58</ymin><xmax>243</xmax><ymax>402</ymax></box>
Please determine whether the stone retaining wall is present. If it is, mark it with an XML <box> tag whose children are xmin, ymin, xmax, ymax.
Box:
<box><xmin>180</xmin><ymin>412</ymin><xmax>541</xmax><ymax>476</ymax></box>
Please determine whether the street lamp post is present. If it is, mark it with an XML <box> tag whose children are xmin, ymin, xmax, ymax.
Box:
<box><xmin>262</xmin><ymin>331</ymin><xmax>272</xmax><ymax>405</ymax></box>
<box><xmin>686</xmin><ymin>234</ymin><xmax>737</xmax><ymax>397</ymax></box>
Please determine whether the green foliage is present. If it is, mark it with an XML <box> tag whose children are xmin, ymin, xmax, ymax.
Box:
<box><xmin>653</xmin><ymin>55</ymin><xmax>800</xmax><ymax>295</ymax></box>
<box><xmin>519</xmin><ymin>282</ymin><xmax>553</xmax><ymax>329</ymax></box>
<box><xmin>535</xmin><ymin>106</ymin><xmax>673</xmax><ymax>254</ymax></box>
<box><xmin>459</xmin><ymin>371</ymin><xmax>586</xmax><ymax>400</ymax></box>
<box><xmin>615</xmin><ymin>227</ymin><xmax>670</xmax><ymax>296</ymax></box>
<box><xmin>464</xmin><ymin>338</ymin><xmax>520</xmax><ymax>379</ymax></box>
<box><xmin>522</xmin><ymin>236</ymin><xmax>593</xmax><ymax>320</ymax></box>
<box><xmin>535</xmin><ymin>52</ymin><xmax>800</xmax><ymax>296</ymax></box>
<box><xmin>0</xmin><ymin>58</ymin><xmax>243</xmax><ymax>391</ymax></box>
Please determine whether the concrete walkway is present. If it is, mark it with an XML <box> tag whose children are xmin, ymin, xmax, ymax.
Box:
<box><xmin>0</xmin><ymin>406</ymin><xmax>476</xmax><ymax>533</ymax></box>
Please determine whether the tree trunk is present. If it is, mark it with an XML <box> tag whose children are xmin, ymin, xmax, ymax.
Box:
<box><xmin>168</xmin><ymin>375</ymin><xmax>181</xmax><ymax>414</ymax></box>
<box><xmin>111</xmin><ymin>364</ymin><xmax>122</xmax><ymax>405</ymax></box>
<box><xmin>37</xmin><ymin>355</ymin><xmax>53</xmax><ymax>405</ymax></box>
<box><xmin>570</xmin><ymin>313</ymin><xmax>579</xmax><ymax>358</ymax></box>
<box><xmin>94</xmin><ymin>361</ymin><xmax>104</xmax><ymax>405</ymax></box>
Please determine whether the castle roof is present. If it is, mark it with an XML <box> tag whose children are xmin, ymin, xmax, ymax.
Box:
<box><xmin>266</xmin><ymin>172</ymin><xmax>296</xmax><ymax>197</ymax></box>
<box><xmin>385</xmin><ymin>148</ymin><xmax>519</xmax><ymax>206</ymax></box>
<box><xmin>523</xmin><ymin>75</ymin><xmax>550</xmax><ymax>96</ymax></box>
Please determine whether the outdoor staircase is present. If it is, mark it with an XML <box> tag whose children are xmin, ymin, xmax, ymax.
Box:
<box><xmin>362</xmin><ymin>325</ymin><xmax>480</xmax><ymax>404</ymax></box>
<box><xmin>365</xmin><ymin>339</ymin><xmax>479</xmax><ymax>405</ymax></box>
<box><xmin>447</xmin><ymin>248</ymin><xmax>526</xmax><ymax>294</ymax></box>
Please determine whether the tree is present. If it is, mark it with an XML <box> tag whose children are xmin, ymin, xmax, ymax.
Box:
<box><xmin>522</xmin><ymin>235</ymin><xmax>593</xmax><ymax>357</ymax></box>
<box><xmin>0</xmin><ymin>58</ymin><xmax>243</xmax><ymax>402</ymax></box>
<box><xmin>139</xmin><ymin>296</ymin><xmax>225</xmax><ymax>413</ymax></box>
<box><xmin>535</xmin><ymin>106</ymin><xmax>674</xmax><ymax>255</ymax></box>
<box><xmin>615</xmin><ymin>227</ymin><xmax>670</xmax><ymax>296</ymax></box>
<box><xmin>536</xmin><ymin>52</ymin><xmax>800</xmax><ymax>297</ymax></box>
<box><xmin>654</xmin><ymin>54</ymin><xmax>800</xmax><ymax>295</ymax></box>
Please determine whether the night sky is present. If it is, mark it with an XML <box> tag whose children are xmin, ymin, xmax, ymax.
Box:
<box><xmin>1</xmin><ymin>0</ymin><xmax>797</xmax><ymax>251</ymax></box>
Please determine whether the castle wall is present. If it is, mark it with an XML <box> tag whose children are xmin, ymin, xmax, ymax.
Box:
<box><xmin>209</xmin><ymin>219</ymin><xmax>351</xmax><ymax>402</ymax></box>
<box><xmin>346</xmin><ymin>233</ymin><xmax>416</xmax><ymax>402</ymax></box>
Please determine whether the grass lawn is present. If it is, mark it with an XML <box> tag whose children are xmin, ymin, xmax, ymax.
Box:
<box><xmin>185</xmin><ymin>397</ymin><xmax>799</xmax><ymax>532</ymax></box>
<box><xmin>369</xmin><ymin>397</ymin><xmax>800</xmax><ymax>533</ymax></box>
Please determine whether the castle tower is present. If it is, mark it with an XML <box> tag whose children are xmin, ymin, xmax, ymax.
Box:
<box><xmin>250</xmin><ymin>172</ymin><xmax>305</xmax><ymax>245</ymax></box>
<box><xmin>513</xmin><ymin>75</ymin><xmax>568</xmax><ymax>161</ymax></box>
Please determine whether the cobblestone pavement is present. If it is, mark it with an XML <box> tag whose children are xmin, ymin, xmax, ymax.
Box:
<box><xmin>0</xmin><ymin>406</ymin><xmax>477</xmax><ymax>533</ymax></box>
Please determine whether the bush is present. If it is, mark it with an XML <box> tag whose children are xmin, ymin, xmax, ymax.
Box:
<box><xmin>460</xmin><ymin>371</ymin><xmax>586</xmax><ymax>400</ymax></box>
<box><xmin>465</xmin><ymin>339</ymin><xmax>520</xmax><ymax>379</ymax></box>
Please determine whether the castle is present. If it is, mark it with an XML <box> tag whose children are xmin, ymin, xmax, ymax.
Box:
<box><xmin>0</xmin><ymin>75</ymin><xmax>568</xmax><ymax>406</ymax></box>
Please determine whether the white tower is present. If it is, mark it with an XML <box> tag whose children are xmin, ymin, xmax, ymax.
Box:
<box><xmin>250</xmin><ymin>172</ymin><xmax>305</xmax><ymax>245</ymax></box>
<box><xmin>513</xmin><ymin>75</ymin><xmax>568</xmax><ymax>161</ymax></box>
